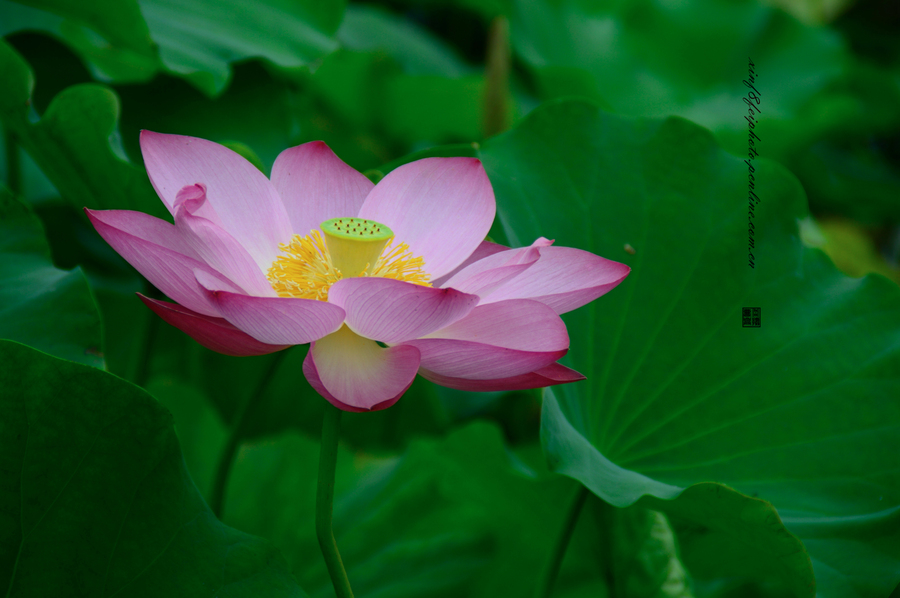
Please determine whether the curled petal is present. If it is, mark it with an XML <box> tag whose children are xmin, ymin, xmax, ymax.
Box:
<box><xmin>431</xmin><ymin>240</ymin><xmax>508</xmax><ymax>288</ymax></box>
<box><xmin>419</xmin><ymin>362</ymin><xmax>585</xmax><ymax>392</ymax></box>
<box><xmin>439</xmin><ymin>238</ymin><xmax>553</xmax><ymax>298</ymax></box>
<box><xmin>483</xmin><ymin>246</ymin><xmax>631</xmax><ymax>314</ymax></box>
<box><xmin>305</xmin><ymin>325</ymin><xmax>420</xmax><ymax>411</ymax></box>
<box><xmin>139</xmin><ymin>295</ymin><xmax>289</xmax><ymax>356</ymax></box>
<box><xmin>197</xmin><ymin>271</ymin><xmax>345</xmax><ymax>345</ymax></box>
<box><xmin>328</xmin><ymin>278</ymin><xmax>478</xmax><ymax>344</ymax></box>
<box><xmin>174</xmin><ymin>181</ymin><xmax>207</xmax><ymax>212</ymax></box>
<box><xmin>271</xmin><ymin>141</ymin><xmax>374</xmax><ymax>236</ymax></box>
<box><xmin>84</xmin><ymin>207</ymin><xmax>200</xmax><ymax>258</ymax></box>
<box><xmin>173</xmin><ymin>184</ymin><xmax>276</xmax><ymax>297</ymax></box>
<box><xmin>403</xmin><ymin>299</ymin><xmax>569</xmax><ymax>380</ymax></box>
<box><xmin>140</xmin><ymin>131</ymin><xmax>292</xmax><ymax>270</ymax></box>
<box><xmin>358</xmin><ymin>158</ymin><xmax>495</xmax><ymax>279</ymax></box>
<box><xmin>87</xmin><ymin>208</ymin><xmax>241</xmax><ymax>316</ymax></box>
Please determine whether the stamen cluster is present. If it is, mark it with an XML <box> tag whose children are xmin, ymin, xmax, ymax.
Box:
<box><xmin>267</xmin><ymin>230</ymin><xmax>430</xmax><ymax>300</ymax></box>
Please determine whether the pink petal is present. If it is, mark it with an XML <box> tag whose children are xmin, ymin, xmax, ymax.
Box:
<box><xmin>419</xmin><ymin>361</ymin><xmax>585</xmax><ymax>391</ymax></box>
<box><xmin>139</xmin><ymin>295</ymin><xmax>289</xmax><ymax>356</ymax></box>
<box><xmin>303</xmin><ymin>351</ymin><xmax>404</xmax><ymax>413</ymax></box>
<box><xmin>438</xmin><ymin>238</ymin><xmax>553</xmax><ymax>298</ymax></box>
<box><xmin>406</xmin><ymin>339</ymin><xmax>566</xmax><ymax>380</ymax></box>
<box><xmin>140</xmin><ymin>131</ymin><xmax>292</xmax><ymax>270</ymax></box>
<box><xmin>357</xmin><ymin>158</ymin><xmax>496</xmax><ymax>280</ymax></box>
<box><xmin>483</xmin><ymin>246</ymin><xmax>631</xmax><ymax>314</ymax></box>
<box><xmin>87</xmin><ymin>208</ymin><xmax>241</xmax><ymax>317</ymax></box>
<box><xmin>173</xmin><ymin>184</ymin><xmax>276</xmax><ymax>297</ymax></box>
<box><xmin>304</xmin><ymin>326</ymin><xmax>421</xmax><ymax>411</ymax></box>
<box><xmin>327</xmin><ymin>278</ymin><xmax>478</xmax><ymax>344</ymax></box>
<box><xmin>84</xmin><ymin>207</ymin><xmax>200</xmax><ymax>258</ymax></box>
<box><xmin>270</xmin><ymin>141</ymin><xmax>374</xmax><ymax>236</ymax></box>
<box><xmin>431</xmin><ymin>240</ymin><xmax>508</xmax><ymax>288</ymax></box>
<box><xmin>196</xmin><ymin>272</ymin><xmax>346</xmax><ymax>345</ymax></box>
<box><xmin>403</xmin><ymin>299</ymin><xmax>569</xmax><ymax>379</ymax></box>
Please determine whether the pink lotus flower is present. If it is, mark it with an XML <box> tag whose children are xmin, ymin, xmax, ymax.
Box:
<box><xmin>87</xmin><ymin>133</ymin><xmax>629</xmax><ymax>412</ymax></box>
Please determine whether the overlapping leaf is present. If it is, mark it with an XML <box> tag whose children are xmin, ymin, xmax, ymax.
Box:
<box><xmin>0</xmin><ymin>340</ymin><xmax>308</xmax><ymax>597</ymax></box>
<box><xmin>509</xmin><ymin>0</ymin><xmax>845</xmax><ymax>136</ymax></box>
<box><xmin>157</xmin><ymin>383</ymin><xmax>617</xmax><ymax>597</ymax></box>
<box><xmin>476</xmin><ymin>99</ymin><xmax>900</xmax><ymax>597</ymax></box>
<box><xmin>139</xmin><ymin>0</ymin><xmax>343</xmax><ymax>95</ymax></box>
<box><xmin>221</xmin><ymin>422</ymin><xmax>615</xmax><ymax>597</ymax></box>
<box><xmin>502</xmin><ymin>0</ymin><xmax>900</xmax><ymax>223</ymax></box>
<box><xmin>0</xmin><ymin>0</ymin><xmax>157</xmax><ymax>82</ymax></box>
<box><xmin>115</xmin><ymin>62</ymin><xmax>298</xmax><ymax>171</ymax></box>
<box><xmin>1</xmin><ymin>0</ymin><xmax>345</xmax><ymax>95</ymax></box>
<box><xmin>0</xmin><ymin>189</ymin><xmax>102</xmax><ymax>367</ymax></box>
<box><xmin>0</xmin><ymin>39</ymin><xmax>165</xmax><ymax>217</ymax></box>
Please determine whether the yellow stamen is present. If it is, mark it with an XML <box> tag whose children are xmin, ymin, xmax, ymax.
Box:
<box><xmin>268</xmin><ymin>230</ymin><xmax>340</xmax><ymax>300</ymax></box>
<box><xmin>369</xmin><ymin>242</ymin><xmax>430</xmax><ymax>286</ymax></box>
<box><xmin>267</xmin><ymin>219</ymin><xmax>430</xmax><ymax>300</ymax></box>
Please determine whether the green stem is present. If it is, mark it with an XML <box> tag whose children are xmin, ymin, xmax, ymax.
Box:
<box><xmin>535</xmin><ymin>485</ymin><xmax>589</xmax><ymax>598</ymax></box>
<box><xmin>125</xmin><ymin>304</ymin><xmax>154</xmax><ymax>386</ymax></box>
<box><xmin>209</xmin><ymin>349</ymin><xmax>290</xmax><ymax>518</ymax></box>
<box><xmin>316</xmin><ymin>403</ymin><xmax>354</xmax><ymax>598</ymax></box>
<box><xmin>482</xmin><ymin>15</ymin><xmax>511</xmax><ymax>138</ymax></box>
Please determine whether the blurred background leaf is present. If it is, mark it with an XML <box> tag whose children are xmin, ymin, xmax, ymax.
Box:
<box><xmin>1</xmin><ymin>0</ymin><xmax>345</xmax><ymax>95</ymax></box>
<box><xmin>0</xmin><ymin>0</ymin><xmax>157</xmax><ymax>82</ymax></box>
<box><xmin>138</xmin><ymin>0</ymin><xmax>344</xmax><ymax>95</ymax></box>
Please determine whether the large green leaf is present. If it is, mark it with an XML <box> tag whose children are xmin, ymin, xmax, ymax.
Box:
<box><xmin>148</xmin><ymin>375</ymin><xmax>228</xmax><ymax>501</ymax></box>
<box><xmin>0</xmin><ymin>340</ymin><xmax>307</xmax><ymax>597</ymax></box>
<box><xmin>475</xmin><ymin>99</ymin><xmax>900</xmax><ymax>597</ymax></box>
<box><xmin>6</xmin><ymin>0</ymin><xmax>152</xmax><ymax>54</ymax></box>
<box><xmin>0</xmin><ymin>189</ymin><xmax>102</xmax><ymax>367</ymax></box>
<box><xmin>138</xmin><ymin>0</ymin><xmax>344</xmax><ymax>96</ymax></box>
<box><xmin>0</xmin><ymin>0</ymin><xmax>158</xmax><ymax>82</ymax></box>
<box><xmin>510</xmin><ymin>0</ymin><xmax>844</xmax><ymax>136</ymax></box>
<box><xmin>0</xmin><ymin>39</ymin><xmax>165</xmax><ymax>217</ymax></box>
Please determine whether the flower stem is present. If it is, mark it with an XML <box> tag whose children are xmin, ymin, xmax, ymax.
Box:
<box><xmin>126</xmin><ymin>303</ymin><xmax>154</xmax><ymax>387</ymax></box>
<box><xmin>209</xmin><ymin>349</ymin><xmax>289</xmax><ymax>518</ymax></box>
<box><xmin>483</xmin><ymin>15</ymin><xmax>510</xmax><ymax>138</ymax></box>
<box><xmin>316</xmin><ymin>403</ymin><xmax>354</xmax><ymax>598</ymax></box>
<box><xmin>535</xmin><ymin>485</ymin><xmax>589</xmax><ymax>598</ymax></box>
